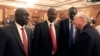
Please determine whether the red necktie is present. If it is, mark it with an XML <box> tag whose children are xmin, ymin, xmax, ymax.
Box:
<box><xmin>21</xmin><ymin>28</ymin><xmax>28</xmax><ymax>56</ymax></box>
<box><xmin>49</xmin><ymin>24</ymin><xmax>57</xmax><ymax>53</ymax></box>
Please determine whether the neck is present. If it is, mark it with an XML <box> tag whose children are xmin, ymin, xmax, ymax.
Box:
<box><xmin>47</xmin><ymin>19</ymin><xmax>54</xmax><ymax>23</ymax></box>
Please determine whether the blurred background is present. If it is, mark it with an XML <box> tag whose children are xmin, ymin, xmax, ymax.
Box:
<box><xmin>0</xmin><ymin>0</ymin><xmax>100</xmax><ymax>27</ymax></box>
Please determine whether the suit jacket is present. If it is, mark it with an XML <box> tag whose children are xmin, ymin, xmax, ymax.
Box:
<box><xmin>73</xmin><ymin>24</ymin><xmax>100</xmax><ymax>56</ymax></box>
<box><xmin>32</xmin><ymin>21</ymin><xmax>59</xmax><ymax>56</ymax></box>
<box><xmin>58</xmin><ymin>19</ymin><xmax>80</xmax><ymax>56</ymax></box>
<box><xmin>0</xmin><ymin>22</ymin><xmax>33</xmax><ymax>56</ymax></box>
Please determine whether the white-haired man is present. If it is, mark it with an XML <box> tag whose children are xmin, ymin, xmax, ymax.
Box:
<box><xmin>73</xmin><ymin>12</ymin><xmax>100</xmax><ymax>56</ymax></box>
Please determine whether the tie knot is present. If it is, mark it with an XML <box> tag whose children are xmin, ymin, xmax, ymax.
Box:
<box><xmin>21</xmin><ymin>27</ymin><xmax>24</xmax><ymax>30</ymax></box>
<box><xmin>50</xmin><ymin>24</ymin><xmax>53</xmax><ymax>26</ymax></box>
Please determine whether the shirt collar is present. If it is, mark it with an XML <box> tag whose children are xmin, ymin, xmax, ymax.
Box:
<box><xmin>69</xmin><ymin>18</ymin><xmax>72</xmax><ymax>23</ymax></box>
<box><xmin>47</xmin><ymin>19</ymin><xmax>54</xmax><ymax>25</ymax></box>
<box><xmin>15</xmin><ymin>22</ymin><xmax>25</xmax><ymax>29</ymax></box>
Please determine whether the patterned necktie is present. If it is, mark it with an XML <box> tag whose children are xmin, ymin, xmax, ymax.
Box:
<box><xmin>50</xmin><ymin>24</ymin><xmax>57</xmax><ymax>53</ymax></box>
<box><xmin>68</xmin><ymin>23</ymin><xmax>73</xmax><ymax>48</ymax></box>
<box><xmin>21</xmin><ymin>28</ymin><xmax>28</xmax><ymax>56</ymax></box>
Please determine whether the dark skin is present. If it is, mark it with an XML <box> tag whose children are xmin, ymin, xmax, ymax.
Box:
<box><xmin>15</xmin><ymin>8</ymin><xmax>29</xmax><ymax>26</ymax></box>
<box><xmin>68</xmin><ymin>7</ymin><xmax>77</xmax><ymax>21</ymax></box>
<box><xmin>47</xmin><ymin>8</ymin><xmax>57</xmax><ymax>23</ymax></box>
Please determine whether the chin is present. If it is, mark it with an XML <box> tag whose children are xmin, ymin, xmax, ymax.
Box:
<box><xmin>24</xmin><ymin>22</ymin><xmax>28</xmax><ymax>25</ymax></box>
<box><xmin>21</xmin><ymin>22</ymin><xmax>28</xmax><ymax>26</ymax></box>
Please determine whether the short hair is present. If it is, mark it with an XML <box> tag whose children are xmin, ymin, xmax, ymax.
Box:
<box><xmin>75</xmin><ymin>12</ymin><xmax>91</xmax><ymax>24</ymax></box>
<box><xmin>15</xmin><ymin>8</ymin><xmax>27</xmax><ymax>17</ymax></box>
<box><xmin>68</xmin><ymin>7</ymin><xmax>77</xmax><ymax>13</ymax></box>
<box><xmin>47</xmin><ymin>7</ymin><xmax>56</xmax><ymax>14</ymax></box>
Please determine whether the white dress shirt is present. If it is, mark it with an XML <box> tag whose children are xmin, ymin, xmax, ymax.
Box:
<box><xmin>15</xmin><ymin>22</ymin><xmax>28</xmax><ymax>43</ymax></box>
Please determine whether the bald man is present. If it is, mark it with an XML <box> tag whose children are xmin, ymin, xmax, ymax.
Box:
<box><xmin>0</xmin><ymin>8</ymin><xmax>33</xmax><ymax>56</ymax></box>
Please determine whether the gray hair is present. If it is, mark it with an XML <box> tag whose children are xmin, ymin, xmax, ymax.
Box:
<box><xmin>75</xmin><ymin>12</ymin><xmax>91</xmax><ymax>24</ymax></box>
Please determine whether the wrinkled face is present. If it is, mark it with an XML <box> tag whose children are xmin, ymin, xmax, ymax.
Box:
<box><xmin>72</xmin><ymin>16</ymin><xmax>82</xmax><ymax>29</ymax></box>
<box><xmin>69</xmin><ymin>8</ymin><xmax>77</xmax><ymax>21</ymax></box>
<box><xmin>15</xmin><ymin>8</ymin><xmax>29</xmax><ymax>26</ymax></box>
<box><xmin>47</xmin><ymin>8</ymin><xmax>57</xmax><ymax>23</ymax></box>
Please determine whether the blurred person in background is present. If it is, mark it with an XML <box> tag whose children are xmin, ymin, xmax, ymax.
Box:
<box><xmin>2</xmin><ymin>17</ymin><xmax>11</xmax><ymax>26</ymax></box>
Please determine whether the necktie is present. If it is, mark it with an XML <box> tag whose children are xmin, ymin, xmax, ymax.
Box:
<box><xmin>68</xmin><ymin>23</ymin><xmax>73</xmax><ymax>48</ymax></box>
<box><xmin>21</xmin><ymin>28</ymin><xmax>28</xmax><ymax>56</ymax></box>
<box><xmin>49</xmin><ymin>24</ymin><xmax>57</xmax><ymax>53</ymax></box>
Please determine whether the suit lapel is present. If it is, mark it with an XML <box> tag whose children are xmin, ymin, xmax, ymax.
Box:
<box><xmin>75</xmin><ymin>29</ymin><xmax>80</xmax><ymax>43</ymax></box>
<box><xmin>11</xmin><ymin>22</ymin><xmax>26</xmax><ymax>54</ymax></box>
<box><xmin>64</xmin><ymin>19</ymin><xmax>69</xmax><ymax>33</ymax></box>
<box><xmin>44</xmin><ymin>21</ymin><xmax>50</xmax><ymax>36</ymax></box>
<box><xmin>54</xmin><ymin>24</ymin><xmax>59</xmax><ymax>41</ymax></box>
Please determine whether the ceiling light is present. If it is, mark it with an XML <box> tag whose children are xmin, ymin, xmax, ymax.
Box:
<box><xmin>25</xmin><ymin>0</ymin><xmax>38</xmax><ymax>6</ymax></box>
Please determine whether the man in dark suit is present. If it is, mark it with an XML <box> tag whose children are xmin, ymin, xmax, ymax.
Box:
<box><xmin>32</xmin><ymin>8</ymin><xmax>59</xmax><ymax>56</ymax></box>
<box><xmin>0</xmin><ymin>8</ymin><xmax>33</xmax><ymax>56</ymax></box>
<box><xmin>58</xmin><ymin>7</ymin><xmax>80</xmax><ymax>56</ymax></box>
<box><xmin>73</xmin><ymin>12</ymin><xmax>100</xmax><ymax>56</ymax></box>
